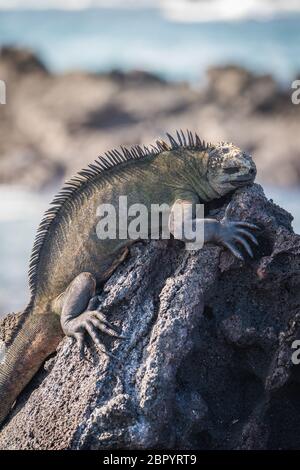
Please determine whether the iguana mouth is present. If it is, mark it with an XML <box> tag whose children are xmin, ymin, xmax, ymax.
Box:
<box><xmin>231</xmin><ymin>176</ymin><xmax>255</xmax><ymax>187</ymax></box>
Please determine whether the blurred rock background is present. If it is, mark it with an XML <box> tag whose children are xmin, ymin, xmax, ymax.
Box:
<box><xmin>1</xmin><ymin>46</ymin><xmax>300</xmax><ymax>189</ymax></box>
<box><xmin>0</xmin><ymin>1</ymin><xmax>300</xmax><ymax>314</ymax></box>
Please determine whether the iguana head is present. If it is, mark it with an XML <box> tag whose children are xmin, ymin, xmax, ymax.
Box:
<box><xmin>206</xmin><ymin>142</ymin><xmax>256</xmax><ymax>196</ymax></box>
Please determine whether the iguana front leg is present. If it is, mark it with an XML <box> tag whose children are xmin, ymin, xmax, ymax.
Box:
<box><xmin>59</xmin><ymin>272</ymin><xmax>124</xmax><ymax>358</ymax></box>
<box><xmin>169</xmin><ymin>199</ymin><xmax>259</xmax><ymax>260</ymax></box>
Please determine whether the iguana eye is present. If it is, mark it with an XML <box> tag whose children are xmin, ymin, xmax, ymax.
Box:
<box><xmin>224</xmin><ymin>167</ymin><xmax>240</xmax><ymax>174</ymax></box>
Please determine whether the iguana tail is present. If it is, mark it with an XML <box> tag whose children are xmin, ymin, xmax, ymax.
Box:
<box><xmin>0</xmin><ymin>310</ymin><xmax>63</xmax><ymax>427</ymax></box>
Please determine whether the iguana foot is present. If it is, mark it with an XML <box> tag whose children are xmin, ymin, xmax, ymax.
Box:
<box><xmin>217</xmin><ymin>206</ymin><xmax>259</xmax><ymax>261</ymax></box>
<box><xmin>62</xmin><ymin>309</ymin><xmax>124</xmax><ymax>359</ymax></box>
<box><xmin>60</xmin><ymin>272</ymin><xmax>125</xmax><ymax>359</ymax></box>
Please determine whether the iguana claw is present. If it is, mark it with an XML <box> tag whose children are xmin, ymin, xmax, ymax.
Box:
<box><xmin>63</xmin><ymin>309</ymin><xmax>125</xmax><ymax>360</ymax></box>
<box><xmin>218</xmin><ymin>215</ymin><xmax>259</xmax><ymax>260</ymax></box>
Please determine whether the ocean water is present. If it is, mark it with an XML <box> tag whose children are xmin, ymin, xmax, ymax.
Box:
<box><xmin>0</xmin><ymin>8</ymin><xmax>300</xmax><ymax>83</ymax></box>
<box><xmin>0</xmin><ymin>185</ymin><xmax>299</xmax><ymax>316</ymax></box>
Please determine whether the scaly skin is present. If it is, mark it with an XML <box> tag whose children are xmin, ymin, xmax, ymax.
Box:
<box><xmin>0</xmin><ymin>132</ymin><xmax>258</xmax><ymax>426</ymax></box>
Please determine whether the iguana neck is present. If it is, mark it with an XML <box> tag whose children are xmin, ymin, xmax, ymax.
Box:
<box><xmin>162</xmin><ymin>148</ymin><xmax>222</xmax><ymax>203</ymax></box>
<box><xmin>195</xmin><ymin>181</ymin><xmax>222</xmax><ymax>203</ymax></box>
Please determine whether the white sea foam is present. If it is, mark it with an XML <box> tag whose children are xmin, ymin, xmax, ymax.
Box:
<box><xmin>160</xmin><ymin>0</ymin><xmax>300</xmax><ymax>23</ymax></box>
<box><xmin>1</xmin><ymin>0</ymin><xmax>300</xmax><ymax>22</ymax></box>
<box><xmin>0</xmin><ymin>0</ymin><xmax>157</xmax><ymax>10</ymax></box>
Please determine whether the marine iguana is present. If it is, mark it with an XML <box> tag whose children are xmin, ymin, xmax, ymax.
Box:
<box><xmin>0</xmin><ymin>130</ymin><xmax>258</xmax><ymax>426</ymax></box>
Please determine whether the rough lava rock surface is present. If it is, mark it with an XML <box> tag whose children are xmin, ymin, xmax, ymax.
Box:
<box><xmin>1</xmin><ymin>184</ymin><xmax>300</xmax><ymax>450</ymax></box>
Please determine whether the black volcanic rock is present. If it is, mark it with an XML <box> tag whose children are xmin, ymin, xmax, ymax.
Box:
<box><xmin>0</xmin><ymin>46</ymin><xmax>48</xmax><ymax>75</ymax></box>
